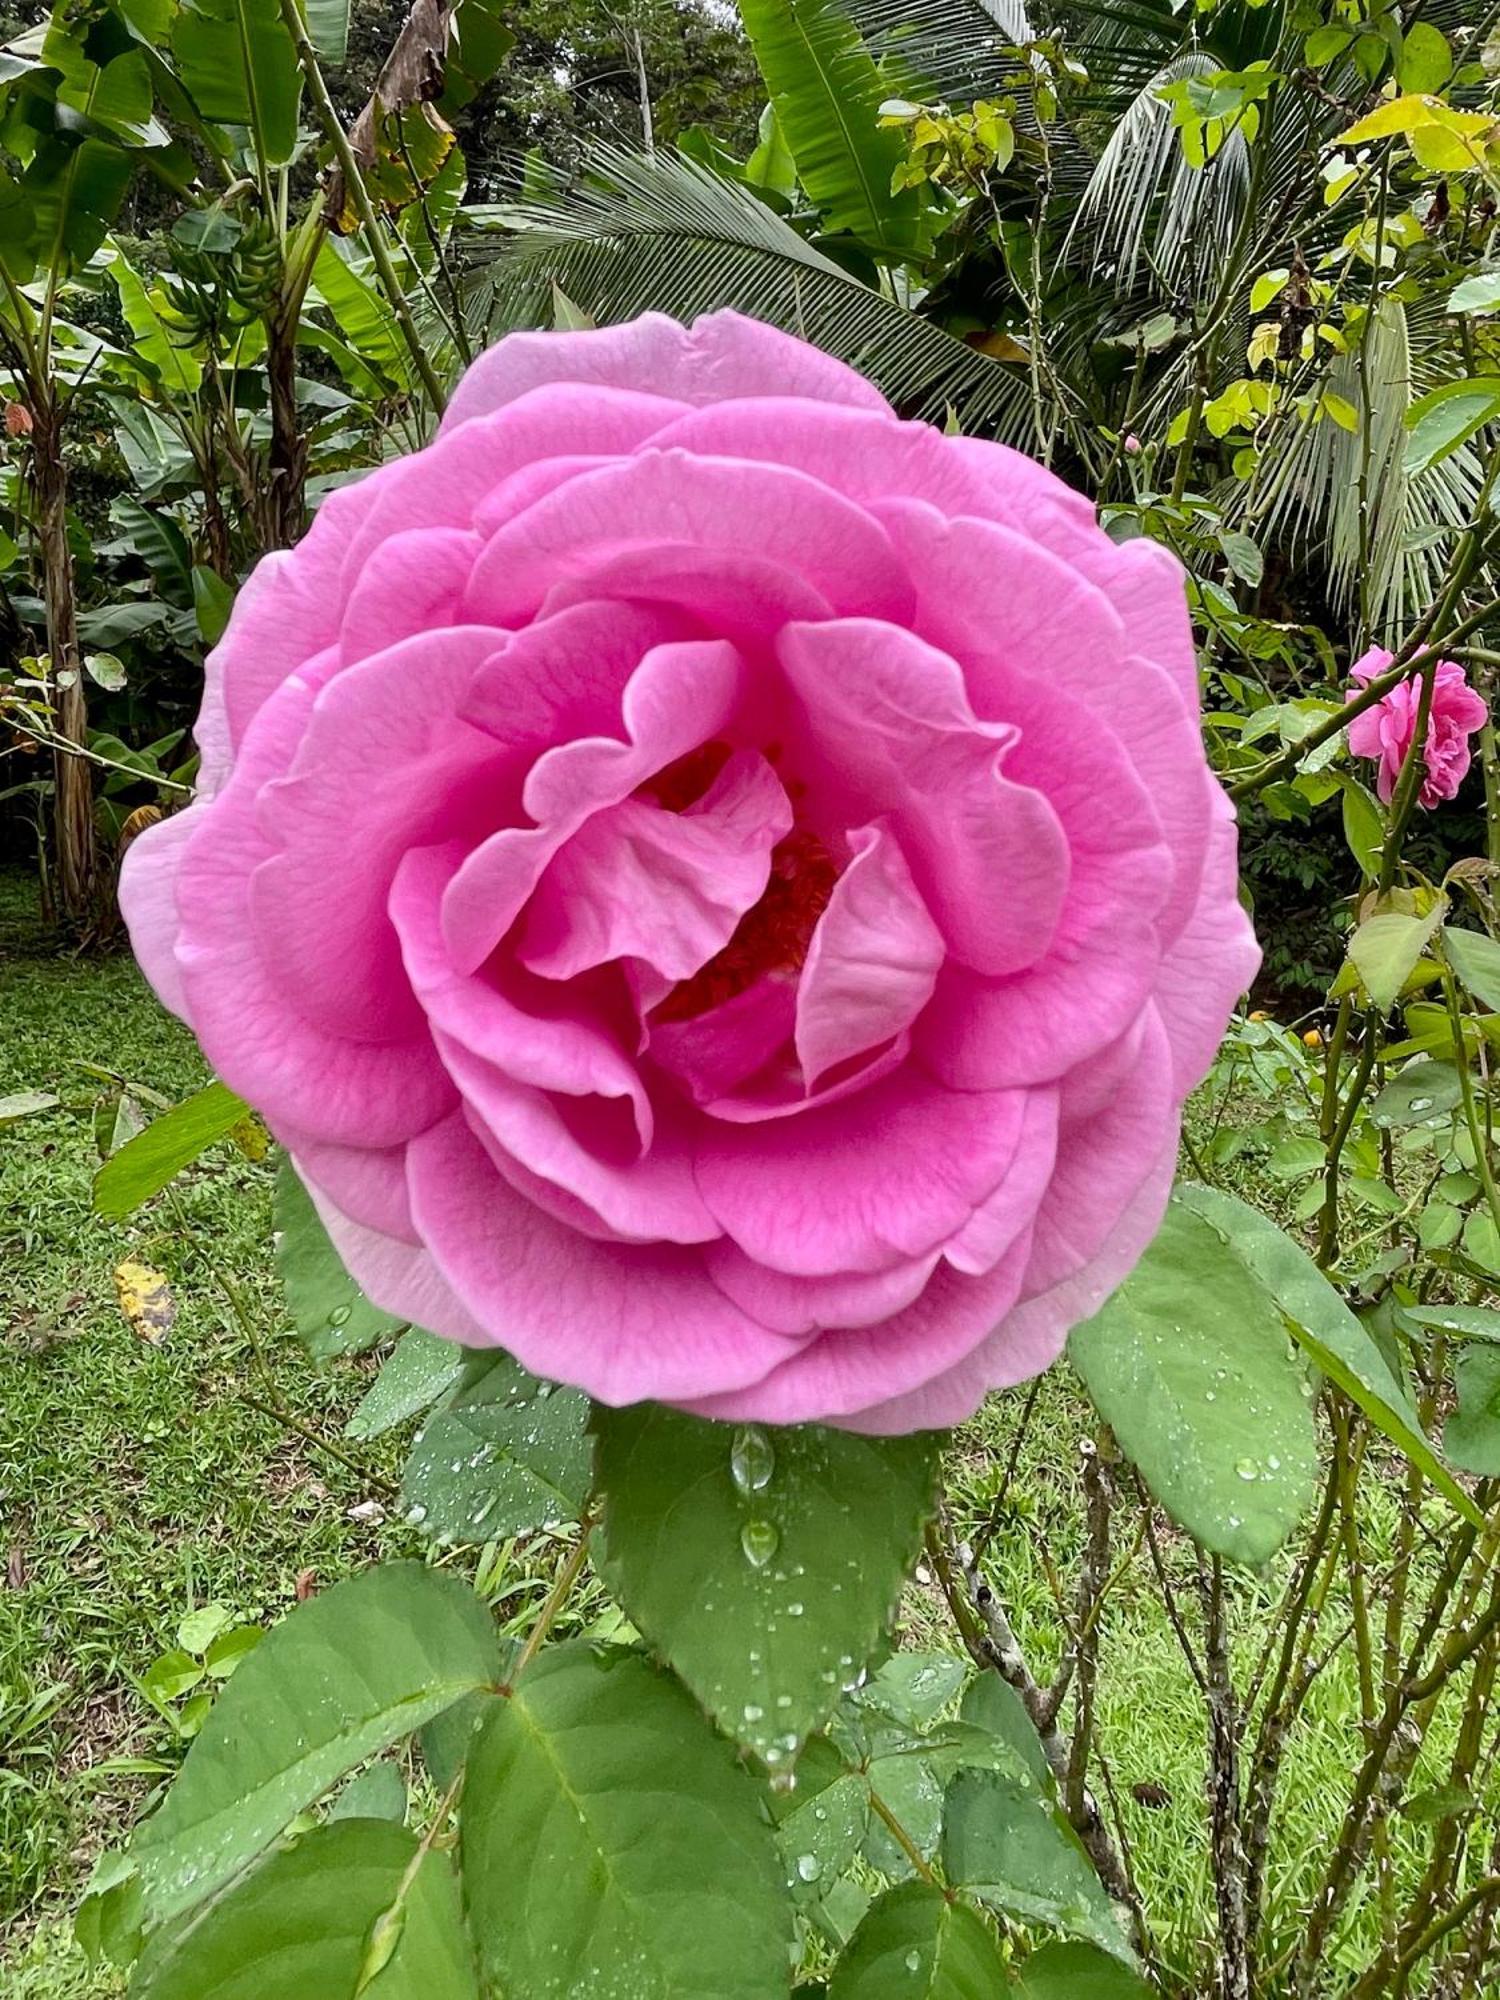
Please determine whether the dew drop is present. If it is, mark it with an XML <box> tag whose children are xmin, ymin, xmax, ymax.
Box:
<box><xmin>1236</xmin><ymin>1457</ymin><xmax>1259</xmax><ymax>1482</ymax></box>
<box><xmin>741</xmin><ymin>1518</ymin><xmax>780</xmax><ymax>1568</ymax></box>
<box><xmin>328</xmin><ymin>1303</ymin><xmax>351</xmax><ymax>1328</ymax></box>
<box><xmin>905</xmin><ymin>1949</ymin><xmax>922</xmax><ymax>1973</ymax></box>
<box><xmin>796</xmin><ymin>1853</ymin><xmax>821</xmax><ymax>1882</ymax></box>
<box><xmin>731</xmin><ymin>1424</ymin><xmax>776</xmax><ymax>1496</ymax></box>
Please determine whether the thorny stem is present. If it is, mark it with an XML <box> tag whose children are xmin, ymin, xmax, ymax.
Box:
<box><xmin>506</xmin><ymin>1518</ymin><xmax>595</xmax><ymax>1686</ymax></box>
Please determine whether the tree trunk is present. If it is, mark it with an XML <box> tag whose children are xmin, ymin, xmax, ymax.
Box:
<box><xmin>32</xmin><ymin>391</ymin><xmax>97</xmax><ymax>928</ymax></box>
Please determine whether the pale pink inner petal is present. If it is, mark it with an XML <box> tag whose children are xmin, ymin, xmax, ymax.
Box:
<box><xmin>516</xmin><ymin>752</ymin><xmax>793</xmax><ymax>984</ymax></box>
<box><xmin>795</xmin><ymin>821</ymin><xmax>944</xmax><ymax>1087</ymax></box>
<box><xmin>776</xmin><ymin>618</ymin><xmax>1071</xmax><ymax>978</ymax></box>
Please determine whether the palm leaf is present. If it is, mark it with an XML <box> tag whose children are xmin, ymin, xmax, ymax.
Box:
<box><xmin>464</xmin><ymin>144</ymin><xmax>1035</xmax><ymax>436</ymax></box>
<box><xmin>1254</xmin><ymin>297</ymin><xmax>1483</xmax><ymax>639</ymax></box>
<box><xmin>840</xmin><ymin>0</ymin><xmax>1031</xmax><ymax>98</ymax></box>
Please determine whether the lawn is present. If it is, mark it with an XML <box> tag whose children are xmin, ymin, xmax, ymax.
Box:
<box><xmin>0</xmin><ymin>866</ymin><xmax>1479</xmax><ymax>1996</ymax></box>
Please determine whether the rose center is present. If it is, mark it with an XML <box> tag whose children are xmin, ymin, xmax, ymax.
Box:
<box><xmin>647</xmin><ymin>745</ymin><xmax>840</xmax><ymax>1025</ymax></box>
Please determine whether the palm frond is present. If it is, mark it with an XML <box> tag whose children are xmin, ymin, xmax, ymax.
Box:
<box><xmin>840</xmin><ymin>0</ymin><xmax>1030</xmax><ymax>99</ymax></box>
<box><xmin>463</xmin><ymin>143</ymin><xmax>1038</xmax><ymax>438</ymax></box>
<box><xmin>1065</xmin><ymin>50</ymin><xmax>1251</xmax><ymax>297</ymax></box>
<box><xmin>1255</xmin><ymin>298</ymin><xmax>1482</xmax><ymax>640</ymax></box>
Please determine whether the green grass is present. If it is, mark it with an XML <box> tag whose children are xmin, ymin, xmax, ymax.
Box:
<box><xmin>0</xmin><ymin>867</ymin><xmax>1488</xmax><ymax>1996</ymax></box>
<box><xmin>0</xmin><ymin>874</ymin><xmax>415</xmax><ymax>1991</ymax></box>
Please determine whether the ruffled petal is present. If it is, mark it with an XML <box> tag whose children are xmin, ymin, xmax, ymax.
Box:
<box><xmin>777</xmin><ymin>619</ymin><xmax>1070</xmax><ymax>978</ymax></box>
<box><xmin>440</xmin><ymin>309</ymin><xmax>891</xmax><ymax>435</ymax></box>
<box><xmin>406</xmin><ymin>1109</ymin><xmax>805</xmax><ymax>1405</ymax></box>
<box><xmin>795</xmin><ymin>821</ymin><xmax>944</xmax><ymax>1086</ymax></box>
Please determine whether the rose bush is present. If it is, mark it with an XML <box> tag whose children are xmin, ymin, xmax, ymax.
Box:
<box><xmin>1346</xmin><ymin>645</ymin><xmax>1488</xmax><ymax>810</ymax></box>
<box><xmin>121</xmin><ymin>310</ymin><xmax>1257</xmax><ymax>1431</ymax></box>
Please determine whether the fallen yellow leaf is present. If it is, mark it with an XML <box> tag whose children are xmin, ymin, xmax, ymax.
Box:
<box><xmin>114</xmin><ymin>1260</ymin><xmax>175</xmax><ymax>1345</ymax></box>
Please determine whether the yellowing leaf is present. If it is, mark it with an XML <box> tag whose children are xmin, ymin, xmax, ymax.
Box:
<box><xmin>115</xmin><ymin>1259</ymin><xmax>175</xmax><ymax>1345</ymax></box>
<box><xmin>229</xmin><ymin>1114</ymin><xmax>270</xmax><ymax>1162</ymax></box>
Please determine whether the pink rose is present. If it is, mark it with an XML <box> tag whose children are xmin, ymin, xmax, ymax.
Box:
<box><xmin>1346</xmin><ymin>645</ymin><xmax>1488</xmax><ymax>810</ymax></box>
<box><xmin>120</xmin><ymin>312</ymin><xmax>1257</xmax><ymax>1432</ymax></box>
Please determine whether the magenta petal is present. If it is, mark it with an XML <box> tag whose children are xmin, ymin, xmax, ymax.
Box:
<box><xmin>118</xmin><ymin>808</ymin><xmax>197</xmax><ymax>1021</ymax></box>
<box><xmin>339</xmin><ymin>383</ymin><xmax>690</xmax><ymax>585</ymax></box>
<box><xmin>173</xmin><ymin>663</ymin><xmax>454</xmax><ymax>1149</ymax></box>
<box><xmin>440</xmin><ymin>309</ymin><xmax>890</xmax><ymax>435</ymax></box>
<box><xmin>777</xmin><ymin>619</ymin><xmax>1070</xmax><ymax>978</ymax></box>
<box><xmin>305</xmin><ymin>1169</ymin><xmax>489</xmax><ymax>1344</ymax></box>
<box><xmin>1152</xmin><ymin>794</ymin><xmax>1261</xmax><ymax>1095</ymax></box>
<box><xmin>251</xmin><ymin>627</ymin><xmax>512</xmax><ymax>1041</ymax></box>
<box><xmin>338</xmin><ymin>526</ymin><xmax>481</xmax><ymax>665</ymax></box>
<box><xmin>796</xmin><ymin>821</ymin><xmax>944</xmax><ymax>1086</ymax></box>
<box><xmin>279</xmin><ymin>1129</ymin><xmax>420</xmax><ymax>1241</ymax></box>
<box><xmin>406</xmin><ymin>1110</ymin><xmax>804</xmax><ymax>1405</ymax></box>
<box><xmin>682</xmin><ymin>1229</ymin><xmax>1034</xmax><ymax>1425</ymax></box>
<box><xmin>463</xmin><ymin>451</ymin><xmax>912</xmax><ymax>632</ymax></box>
<box><xmin>692</xmin><ymin>1070</ymin><xmax>1035</xmax><ymax>1277</ymax></box>
<box><xmin>519</xmin><ymin>752</ymin><xmax>792</xmax><ymax>984</ymax></box>
<box><xmin>393</xmin><ymin>843</ymin><xmax>652</xmax><ymax>1139</ymax></box>
<box><xmin>435</xmin><ymin>1031</ymin><xmax>720</xmax><ymax>1245</ymax></box>
<box><xmin>648</xmin><ymin>975</ymin><xmax>798</xmax><ymax>1105</ymax></box>
<box><xmin>705</xmin><ymin>1240</ymin><xmax>940</xmax><ymax>1336</ymax></box>
<box><xmin>441</xmin><ymin>638</ymin><xmax>748</xmax><ymax>976</ymax></box>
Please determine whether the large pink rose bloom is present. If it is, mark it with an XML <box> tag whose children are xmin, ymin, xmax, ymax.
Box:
<box><xmin>121</xmin><ymin>312</ymin><xmax>1258</xmax><ymax>1432</ymax></box>
<box><xmin>1346</xmin><ymin>645</ymin><xmax>1488</xmax><ymax>810</ymax></box>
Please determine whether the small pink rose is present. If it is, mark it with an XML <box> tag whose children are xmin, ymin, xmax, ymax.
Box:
<box><xmin>1346</xmin><ymin>645</ymin><xmax>1488</xmax><ymax>810</ymax></box>
<box><xmin>120</xmin><ymin>312</ymin><xmax>1258</xmax><ymax>1432</ymax></box>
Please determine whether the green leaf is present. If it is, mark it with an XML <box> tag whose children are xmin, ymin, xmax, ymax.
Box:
<box><xmin>1219</xmin><ymin>531</ymin><xmax>1264</xmax><ymax>588</ymax></box>
<box><xmin>1369</xmin><ymin>1060</ymin><xmax>1463</xmax><ymax>1128</ymax></box>
<box><xmin>1402</xmin><ymin>1303</ymin><xmax>1500</xmax><ymax>1341</ymax></box>
<box><xmin>192</xmin><ymin>566</ymin><xmax>235</xmax><ymax>647</ymax></box>
<box><xmin>274</xmin><ymin>1158</ymin><xmax>405</xmax><ymax>1360</ymax></box>
<box><xmin>1015</xmin><ymin>1941</ymin><xmax>1153</xmax><ymax>1998</ymax></box>
<box><xmin>129</xmin><ymin>1819</ymin><xmax>476</xmax><ymax>1999</ymax></box>
<box><xmin>131</xmin><ymin>1563</ymin><xmax>497</xmax><ymax>1922</ymax></box>
<box><xmin>1267</xmin><ymin>1137</ymin><xmax>1324</xmax><ymax>1180</ymax></box>
<box><xmin>171</xmin><ymin>0</ymin><xmax>303</xmax><ymax>165</ymax></box>
<box><xmin>1448</xmin><ymin>273</ymin><xmax>1500</xmax><ymax>316</ymax></box>
<box><xmin>1176</xmin><ymin>1184</ymin><xmax>1483</xmax><ymax>1527</ymax></box>
<box><xmin>462</xmin><ymin>1643</ymin><xmax>791</xmax><ymax>1998</ymax></box>
<box><xmin>329</xmin><ymin>1759</ymin><xmax>407</xmax><ymax>1823</ymax></box>
<box><xmin>311</xmin><ymin>241</ymin><xmax>409</xmax><ymax>387</ymax></box>
<box><xmin>345</xmin><ymin>1328</ymin><xmax>467</xmax><ymax>1441</ymax></box>
<box><xmin>25</xmin><ymin>136</ymin><xmax>136</xmax><ymax>277</ymax></box>
<box><xmin>1340</xmin><ymin>778</ymin><xmax>1384</xmax><ymax>879</ymax></box>
<box><xmin>93</xmin><ymin>1081</ymin><xmax>249</xmax><ymax>1218</ymax></box>
<box><xmin>0</xmin><ymin>1088</ymin><xmax>60</xmax><ymax>1124</ymax></box>
<box><xmin>1069</xmin><ymin>1199</ymin><xmax>1318</xmax><ymax>1565</ymax></box>
<box><xmin>942</xmin><ymin>1769</ymin><xmax>1132</xmax><ymax>1964</ymax></box>
<box><xmin>737</xmin><ymin>0</ymin><xmax>928</xmax><ymax>258</ymax></box>
<box><xmin>399</xmin><ymin>1358</ymin><xmax>590</xmax><ymax>1543</ymax></box>
<box><xmin>593</xmin><ymin>1403</ymin><xmax>941</xmax><ymax>1766</ymax></box>
<box><xmin>772</xmin><ymin>1737</ymin><xmax>870</xmax><ymax>1891</ymax></box>
<box><xmin>745</xmin><ymin>101</ymin><xmax>797</xmax><ymax>198</ymax></box>
<box><xmin>1349</xmin><ymin>904</ymin><xmax>1447</xmax><ymax>1013</ymax></box>
<box><xmin>1444</xmin><ymin>926</ymin><xmax>1500</xmax><ymax>1013</ymax></box>
<box><xmin>1404</xmin><ymin>379</ymin><xmax>1500</xmax><ymax>478</ymax></box>
<box><xmin>300</xmin><ymin>0</ymin><xmax>349</xmax><ymax>65</ymax></box>
<box><xmin>828</xmin><ymin>1882</ymin><xmax>1008</xmax><ymax>1997</ymax></box>
<box><xmin>1397</xmin><ymin>22</ymin><xmax>1453</xmax><ymax>93</ymax></box>
<box><xmin>112</xmin><ymin>496</ymin><xmax>193</xmax><ymax>605</ymax></box>
<box><xmin>1445</xmin><ymin>1346</ymin><xmax>1500</xmax><ymax>1476</ymax></box>
<box><xmin>110</xmin><ymin>249</ymin><xmax>203</xmax><ymax>398</ymax></box>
